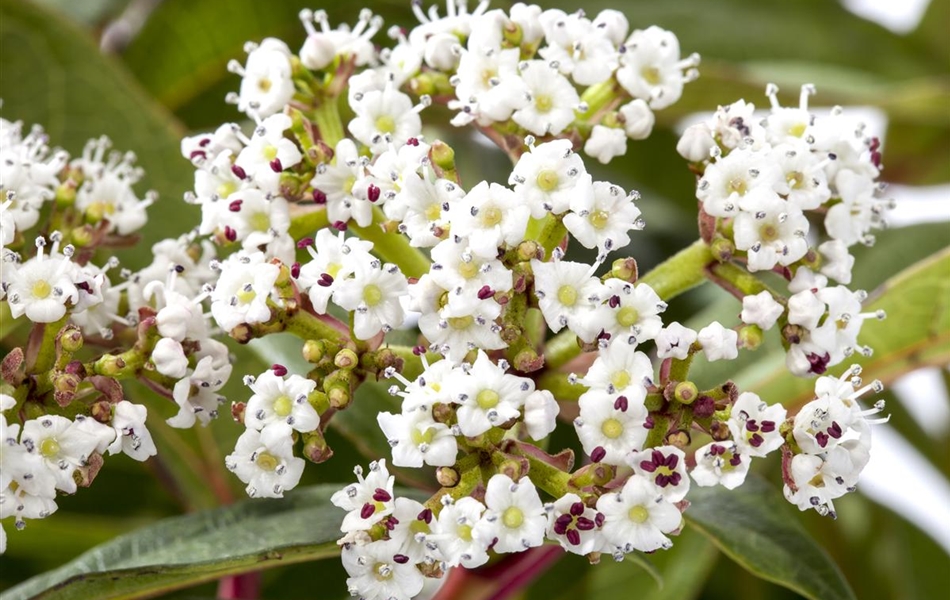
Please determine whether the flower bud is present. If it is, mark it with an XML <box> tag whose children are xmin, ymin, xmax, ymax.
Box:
<box><xmin>674</xmin><ymin>381</ymin><xmax>698</xmax><ymax>405</ymax></box>
<box><xmin>666</xmin><ymin>430</ymin><xmax>691</xmax><ymax>450</ymax></box>
<box><xmin>523</xmin><ymin>389</ymin><xmax>558</xmax><ymax>440</ymax></box>
<box><xmin>710</xmin><ymin>236</ymin><xmax>734</xmax><ymax>262</ymax></box>
<box><xmin>429</xmin><ymin>140</ymin><xmax>456</xmax><ymax>172</ymax></box>
<box><xmin>231</xmin><ymin>401</ymin><xmax>247</xmax><ymax>423</ymax></box>
<box><xmin>334</xmin><ymin>348</ymin><xmax>359</xmax><ymax>369</ymax></box>
<box><xmin>610</xmin><ymin>257</ymin><xmax>638</xmax><ymax>282</ymax></box>
<box><xmin>152</xmin><ymin>338</ymin><xmax>189</xmax><ymax>379</ymax></box>
<box><xmin>58</xmin><ymin>325</ymin><xmax>84</xmax><ymax>354</ymax></box>
<box><xmin>300</xmin><ymin>33</ymin><xmax>336</xmax><ymax>70</ymax></box>
<box><xmin>584</xmin><ymin>125</ymin><xmax>627</xmax><ymax>164</ymax></box>
<box><xmin>53</xmin><ymin>372</ymin><xmax>81</xmax><ymax>407</ymax></box>
<box><xmin>619</xmin><ymin>99</ymin><xmax>655</xmax><ymax>140</ymax></box>
<box><xmin>676</xmin><ymin>123</ymin><xmax>716</xmax><ymax>162</ymax></box>
<box><xmin>424</xmin><ymin>33</ymin><xmax>461</xmax><ymax>70</ymax></box>
<box><xmin>738</xmin><ymin>324</ymin><xmax>764</xmax><ymax>351</ymax></box>
<box><xmin>303</xmin><ymin>430</ymin><xmax>334</xmax><ymax>463</ymax></box>
<box><xmin>436</xmin><ymin>466</ymin><xmax>460</xmax><ymax>488</ymax></box>
<box><xmin>69</xmin><ymin>225</ymin><xmax>95</xmax><ymax>248</ymax></box>
<box><xmin>302</xmin><ymin>339</ymin><xmax>325</xmax><ymax>363</ymax></box>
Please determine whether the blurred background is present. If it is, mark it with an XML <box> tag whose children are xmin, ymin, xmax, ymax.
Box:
<box><xmin>1</xmin><ymin>0</ymin><xmax>948</xmax><ymax>598</ymax></box>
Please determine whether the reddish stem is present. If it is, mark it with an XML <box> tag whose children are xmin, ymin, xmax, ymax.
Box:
<box><xmin>217</xmin><ymin>571</ymin><xmax>261</xmax><ymax>600</ymax></box>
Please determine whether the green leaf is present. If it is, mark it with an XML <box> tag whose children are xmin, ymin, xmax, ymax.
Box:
<box><xmin>2</xmin><ymin>485</ymin><xmax>355</xmax><ymax>600</ymax></box>
<box><xmin>744</xmin><ymin>247</ymin><xmax>950</xmax><ymax>409</ymax></box>
<box><xmin>686</xmin><ymin>475</ymin><xmax>856</xmax><ymax>600</ymax></box>
<box><xmin>0</xmin><ymin>0</ymin><xmax>199</xmax><ymax>270</ymax></box>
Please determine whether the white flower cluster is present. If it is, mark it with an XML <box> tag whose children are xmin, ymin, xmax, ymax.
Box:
<box><xmin>678</xmin><ymin>84</ymin><xmax>891</xmax><ymax>376</ymax></box>
<box><xmin>1</xmin><ymin>393</ymin><xmax>156</xmax><ymax>553</ymax></box>
<box><xmin>785</xmin><ymin>366</ymin><xmax>887</xmax><ymax>518</ymax></box>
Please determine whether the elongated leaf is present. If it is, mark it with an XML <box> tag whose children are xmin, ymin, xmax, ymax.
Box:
<box><xmin>2</xmin><ymin>485</ymin><xmax>354</xmax><ymax>600</ymax></box>
<box><xmin>686</xmin><ymin>475</ymin><xmax>856</xmax><ymax>600</ymax></box>
<box><xmin>0</xmin><ymin>0</ymin><xmax>199</xmax><ymax>269</ymax></box>
<box><xmin>744</xmin><ymin>247</ymin><xmax>950</xmax><ymax>409</ymax></box>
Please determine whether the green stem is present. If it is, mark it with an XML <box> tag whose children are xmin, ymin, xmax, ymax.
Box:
<box><xmin>705</xmin><ymin>260</ymin><xmax>773</xmax><ymax>300</ymax></box>
<box><xmin>285</xmin><ymin>309</ymin><xmax>350</xmax><ymax>346</ymax></box>
<box><xmin>0</xmin><ymin>301</ymin><xmax>28</xmax><ymax>341</ymax></box>
<box><xmin>537</xmin><ymin>215</ymin><xmax>567</xmax><ymax>257</ymax></box>
<box><xmin>386</xmin><ymin>345</ymin><xmax>441</xmax><ymax>381</ymax></box>
<box><xmin>537</xmin><ymin>372</ymin><xmax>584</xmax><ymax>402</ymax></box>
<box><xmin>30</xmin><ymin>316</ymin><xmax>67</xmax><ymax>374</ymax></box>
<box><xmin>288</xmin><ymin>207</ymin><xmax>329</xmax><ymax>241</ymax></box>
<box><xmin>311</xmin><ymin>96</ymin><xmax>346</xmax><ymax>148</ymax></box>
<box><xmin>645</xmin><ymin>414</ymin><xmax>672</xmax><ymax>449</ymax></box>
<box><xmin>517</xmin><ymin>448</ymin><xmax>572</xmax><ymax>498</ymax></box>
<box><xmin>350</xmin><ymin>207</ymin><xmax>431</xmax><ymax>279</ymax></box>
<box><xmin>545</xmin><ymin>239</ymin><xmax>713</xmax><ymax>369</ymax></box>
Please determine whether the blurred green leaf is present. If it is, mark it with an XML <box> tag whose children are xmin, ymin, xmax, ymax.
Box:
<box><xmin>686</xmin><ymin>475</ymin><xmax>856</xmax><ymax>600</ymax></box>
<box><xmin>0</xmin><ymin>0</ymin><xmax>199</xmax><ymax>269</ymax></box>
<box><xmin>3</xmin><ymin>485</ymin><xmax>357</xmax><ymax>600</ymax></box>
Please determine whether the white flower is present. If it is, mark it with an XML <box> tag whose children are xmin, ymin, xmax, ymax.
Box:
<box><xmin>232</xmin><ymin>38</ymin><xmax>295</xmax><ymax>118</ymax></box>
<box><xmin>696</xmin><ymin>148</ymin><xmax>783</xmax><ymax>218</ymax></box>
<box><xmin>432</xmin><ymin>496</ymin><xmax>490</xmax><ymax>568</ymax></box>
<box><xmin>523</xmin><ymin>390</ymin><xmax>559</xmax><ymax>440</ymax></box>
<box><xmin>564</xmin><ymin>181</ymin><xmax>644</xmax><ymax>252</ymax></box>
<box><xmin>73</xmin><ymin>138</ymin><xmax>152</xmax><ymax>235</ymax></box>
<box><xmin>697</xmin><ymin>321</ymin><xmax>738</xmax><ymax>361</ymax></box>
<box><xmin>331</xmin><ymin>460</ymin><xmax>396</xmax><ymax>532</ymax></box>
<box><xmin>332</xmin><ymin>259</ymin><xmax>408</xmax><ymax>340</ymax></box>
<box><xmin>349</xmin><ymin>87</ymin><xmax>425</xmax><ymax>154</ymax></box>
<box><xmin>818</xmin><ymin>240</ymin><xmax>855</xmax><ymax>285</ymax></box>
<box><xmin>825</xmin><ymin>169</ymin><xmax>891</xmax><ymax>247</ymax></box>
<box><xmin>733</xmin><ymin>195</ymin><xmax>809</xmax><ymax>272</ymax></box>
<box><xmin>299</xmin><ymin>9</ymin><xmax>382</xmax><ymax>70</ymax></box>
<box><xmin>545</xmin><ymin>493</ymin><xmax>606</xmax><ymax>555</ymax></box>
<box><xmin>5</xmin><ymin>240</ymin><xmax>79</xmax><ymax>323</ymax></box>
<box><xmin>763</xmin><ymin>83</ymin><xmax>816</xmax><ymax>145</ymax></box>
<box><xmin>676</xmin><ymin>123</ymin><xmax>716</xmax><ymax>162</ymax></box>
<box><xmin>297</xmin><ymin>229</ymin><xmax>375</xmax><ymax>313</ymax></box>
<box><xmin>596</xmin><ymin>475</ymin><xmax>682</xmax><ymax>553</ymax></box>
<box><xmin>210</xmin><ymin>251</ymin><xmax>280</xmax><ymax>332</ymax></box>
<box><xmin>601</xmin><ymin>279</ymin><xmax>666</xmax><ymax>345</ymax></box>
<box><xmin>224</xmin><ymin>424</ymin><xmax>304</xmax><ymax>498</ymax></box>
<box><xmin>728</xmin><ymin>392</ymin><xmax>787</xmax><ymax>457</ymax></box>
<box><xmin>450</xmin><ymin>46</ymin><xmax>524</xmax><ymax>125</ymax></box>
<box><xmin>783</xmin><ymin>442</ymin><xmax>869</xmax><ymax>518</ymax></box>
<box><xmin>107</xmin><ymin>401</ymin><xmax>157</xmax><ymax>461</ymax></box>
<box><xmin>342</xmin><ymin>539</ymin><xmax>424</xmax><ymax>600</ymax></box>
<box><xmin>770</xmin><ymin>141</ymin><xmax>831</xmax><ymax>211</ymax></box>
<box><xmin>619</xmin><ymin>99</ymin><xmax>655</xmax><ymax>140</ymax></box>
<box><xmin>377</xmin><ymin>405</ymin><xmax>457</xmax><ymax>468</ymax></box>
<box><xmin>616</xmin><ymin>26</ymin><xmax>698</xmax><ymax>110</ymax></box>
<box><xmin>387</xmin><ymin>497</ymin><xmax>439</xmax><ymax>564</ymax></box>
<box><xmin>580</xmin><ymin>342</ymin><xmax>653</xmax><ymax>398</ymax></box>
<box><xmin>244</xmin><ymin>371</ymin><xmax>320</xmax><ymax>434</ymax></box>
<box><xmin>655</xmin><ymin>322</ymin><xmax>698</xmax><ymax>360</ymax></box>
<box><xmin>167</xmin><ymin>355</ymin><xmax>229</xmax><ymax>428</ymax></box>
<box><xmin>539</xmin><ymin>9</ymin><xmax>619</xmax><ymax>85</ymax></box>
<box><xmin>574</xmin><ymin>389</ymin><xmax>648</xmax><ymax>465</ymax></box>
<box><xmin>740</xmin><ymin>291</ymin><xmax>785</xmax><ymax>331</ymax></box>
<box><xmin>451</xmin><ymin>181</ymin><xmax>530</xmax><ymax>259</ymax></box>
<box><xmin>397</xmin><ymin>176</ymin><xmax>463</xmax><ymax>247</ymax></box>
<box><xmin>234</xmin><ymin>114</ymin><xmax>302</xmax><ymax>192</ymax></box>
<box><xmin>453</xmin><ymin>351</ymin><xmax>533</xmax><ymax>436</ymax></box>
<box><xmin>628</xmin><ymin>446</ymin><xmax>690</xmax><ymax>502</ymax></box>
<box><xmin>474</xmin><ymin>474</ymin><xmax>546</xmax><ymax>553</ymax></box>
<box><xmin>429</xmin><ymin>239</ymin><xmax>513</xmax><ymax>302</ymax></box>
<box><xmin>691</xmin><ymin>441</ymin><xmax>750</xmax><ymax>489</ymax></box>
<box><xmin>20</xmin><ymin>416</ymin><xmax>103</xmax><ymax>494</ymax></box>
<box><xmin>531</xmin><ymin>258</ymin><xmax>606</xmax><ymax>342</ymax></box>
<box><xmin>584</xmin><ymin>125</ymin><xmax>627</xmax><ymax>164</ymax></box>
<box><xmin>512</xmin><ymin>61</ymin><xmax>579</xmax><ymax>136</ymax></box>
<box><xmin>311</xmin><ymin>139</ymin><xmax>376</xmax><ymax>227</ymax></box>
<box><xmin>152</xmin><ymin>338</ymin><xmax>189</xmax><ymax>379</ymax></box>
<box><xmin>509</xmin><ymin>139</ymin><xmax>593</xmax><ymax>218</ymax></box>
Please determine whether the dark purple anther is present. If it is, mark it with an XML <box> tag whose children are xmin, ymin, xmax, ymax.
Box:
<box><xmin>317</xmin><ymin>273</ymin><xmax>334</xmax><ymax>287</ymax></box>
<box><xmin>271</xmin><ymin>364</ymin><xmax>288</xmax><ymax>376</ymax></box>
<box><xmin>417</xmin><ymin>508</ymin><xmax>433</xmax><ymax>523</ymax></box>
<box><xmin>373</xmin><ymin>488</ymin><xmax>392</xmax><ymax>502</ymax></box>
<box><xmin>332</xmin><ymin>220</ymin><xmax>348</xmax><ymax>231</ymax></box>
<box><xmin>224</xmin><ymin>226</ymin><xmax>237</xmax><ymax>242</ymax></box>
<box><xmin>608</xmin><ymin>295</ymin><xmax>621</xmax><ymax>308</ymax></box>
<box><xmin>231</xmin><ymin>164</ymin><xmax>247</xmax><ymax>179</ymax></box>
<box><xmin>313</xmin><ymin>189</ymin><xmax>327</xmax><ymax>204</ymax></box>
<box><xmin>828</xmin><ymin>422</ymin><xmax>843</xmax><ymax>439</ymax></box>
<box><xmin>614</xmin><ymin>396</ymin><xmax>628</xmax><ymax>412</ymax></box>
<box><xmin>590</xmin><ymin>446</ymin><xmax>606</xmax><ymax>463</ymax></box>
<box><xmin>477</xmin><ymin>285</ymin><xmax>494</xmax><ymax>300</ymax></box>
<box><xmin>290</xmin><ymin>262</ymin><xmax>301</xmax><ymax>279</ymax></box>
<box><xmin>575</xmin><ymin>517</ymin><xmax>595</xmax><ymax>531</ymax></box>
<box><xmin>570</xmin><ymin>502</ymin><xmax>585</xmax><ymax>516</ymax></box>
<box><xmin>407</xmin><ymin>137</ymin><xmax>420</xmax><ymax>146</ymax></box>
<box><xmin>760</xmin><ymin>421</ymin><xmax>776</xmax><ymax>433</ymax></box>
<box><xmin>229</xmin><ymin>200</ymin><xmax>243</xmax><ymax>212</ymax></box>
<box><xmin>297</xmin><ymin>237</ymin><xmax>314</xmax><ymax>248</ymax></box>
<box><xmin>269</xmin><ymin>158</ymin><xmax>282</xmax><ymax>172</ymax></box>
<box><xmin>360</xmin><ymin>503</ymin><xmax>375</xmax><ymax>519</ymax></box>
<box><xmin>815</xmin><ymin>431</ymin><xmax>829</xmax><ymax>448</ymax></box>
<box><xmin>566</xmin><ymin>529</ymin><xmax>581</xmax><ymax>545</ymax></box>
<box><xmin>807</xmin><ymin>352</ymin><xmax>831</xmax><ymax>375</ymax></box>
<box><xmin>367</xmin><ymin>184</ymin><xmax>381</xmax><ymax>203</ymax></box>
<box><xmin>393</xmin><ymin>554</ymin><xmax>410</xmax><ymax>564</ymax></box>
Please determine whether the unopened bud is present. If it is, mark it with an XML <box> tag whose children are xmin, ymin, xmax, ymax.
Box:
<box><xmin>436</xmin><ymin>466</ymin><xmax>460</xmax><ymax>488</ymax></box>
<box><xmin>231</xmin><ymin>401</ymin><xmax>247</xmax><ymax>424</ymax></box>
<box><xmin>429</xmin><ymin>140</ymin><xmax>456</xmax><ymax>172</ymax></box>
<box><xmin>70</xmin><ymin>225</ymin><xmax>95</xmax><ymax>247</ymax></box>
<box><xmin>303</xmin><ymin>430</ymin><xmax>334</xmax><ymax>463</ymax></box>
<box><xmin>674</xmin><ymin>381</ymin><xmax>698</xmax><ymax>405</ymax></box>
<box><xmin>710</xmin><ymin>236</ymin><xmax>734</xmax><ymax>262</ymax></box>
<box><xmin>302</xmin><ymin>339</ymin><xmax>325</xmax><ymax>363</ymax></box>
<box><xmin>58</xmin><ymin>325</ymin><xmax>84</xmax><ymax>354</ymax></box>
<box><xmin>666</xmin><ymin>430</ymin><xmax>691</xmax><ymax>449</ymax></box>
<box><xmin>676</xmin><ymin>123</ymin><xmax>716</xmax><ymax>162</ymax></box>
<box><xmin>53</xmin><ymin>373</ymin><xmax>81</xmax><ymax>407</ymax></box>
<box><xmin>334</xmin><ymin>348</ymin><xmax>359</xmax><ymax>369</ymax></box>
<box><xmin>692</xmin><ymin>395</ymin><xmax>715</xmax><ymax>418</ymax></box>
<box><xmin>55</xmin><ymin>181</ymin><xmax>77</xmax><ymax>207</ymax></box>
<box><xmin>738</xmin><ymin>324</ymin><xmax>764</xmax><ymax>350</ymax></box>
<box><xmin>90</xmin><ymin>400</ymin><xmax>113</xmax><ymax>423</ymax></box>
<box><xmin>516</xmin><ymin>240</ymin><xmax>542</xmax><ymax>262</ymax></box>
<box><xmin>513</xmin><ymin>347</ymin><xmax>543</xmax><ymax>373</ymax></box>
<box><xmin>431</xmin><ymin>402</ymin><xmax>455</xmax><ymax>425</ymax></box>
<box><xmin>610</xmin><ymin>257</ymin><xmax>638</xmax><ymax>282</ymax></box>
<box><xmin>327</xmin><ymin>386</ymin><xmax>351</xmax><ymax>409</ymax></box>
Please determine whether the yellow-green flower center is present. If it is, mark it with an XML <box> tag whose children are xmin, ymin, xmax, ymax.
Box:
<box><xmin>760</xmin><ymin>224</ymin><xmax>780</xmax><ymax>242</ymax></box>
<box><xmin>375</xmin><ymin>115</ymin><xmax>396</xmax><ymax>134</ymax></box>
<box><xmin>786</xmin><ymin>171</ymin><xmax>806</xmax><ymax>190</ymax></box>
<box><xmin>641</xmin><ymin>67</ymin><xmax>661</xmax><ymax>85</ymax></box>
<box><xmin>273</xmin><ymin>395</ymin><xmax>293</xmax><ymax>417</ymax></box>
<box><xmin>628</xmin><ymin>505</ymin><xmax>650</xmax><ymax>524</ymax></box>
<box><xmin>601</xmin><ymin>418</ymin><xmax>624</xmax><ymax>439</ymax></box>
<box><xmin>263</xmin><ymin>145</ymin><xmax>278</xmax><ymax>161</ymax></box>
<box><xmin>557</xmin><ymin>285</ymin><xmax>578</xmax><ymax>307</ymax></box>
<box><xmin>617</xmin><ymin>306</ymin><xmax>640</xmax><ymax>328</ymax></box>
<box><xmin>448</xmin><ymin>316</ymin><xmax>474</xmax><ymax>330</ymax></box>
<box><xmin>32</xmin><ymin>280</ymin><xmax>52</xmax><ymax>300</ymax></box>
<box><xmin>249</xmin><ymin>212</ymin><xmax>270</xmax><ymax>232</ymax></box>
<box><xmin>728</xmin><ymin>177</ymin><xmax>748</xmax><ymax>195</ymax></box>
<box><xmin>217</xmin><ymin>182</ymin><xmax>237</xmax><ymax>198</ymax></box>
<box><xmin>255</xmin><ymin>451</ymin><xmax>279</xmax><ymax>471</ymax></box>
<box><xmin>236</xmin><ymin>287</ymin><xmax>257</xmax><ymax>304</ymax></box>
<box><xmin>788</xmin><ymin>122</ymin><xmax>807</xmax><ymax>138</ymax></box>
<box><xmin>39</xmin><ymin>437</ymin><xmax>60</xmax><ymax>458</ymax></box>
<box><xmin>535</xmin><ymin>95</ymin><xmax>553</xmax><ymax>113</ymax></box>
<box><xmin>457</xmin><ymin>523</ymin><xmax>474</xmax><ymax>541</ymax></box>
<box><xmin>425</xmin><ymin>202</ymin><xmax>442</xmax><ymax>221</ymax></box>
<box><xmin>536</xmin><ymin>169</ymin><xmax>560</xmax><ymax>192</ymax></box>
<box><xmin>257</xmin><ymin>78</ymin><xmax>272</xmax><ymax>93</ymax></box>
<box><xmin>458</xmin><ymin>260</ymin><xmax>480</xmax><ymax>280</ymax></box>
<box><xmin>374</xmin><ymin>562</ymin><xmax>394</xmax><ymax>581</ymax></box>
<box><xmin>363</xmin><ymin>284</ymin><xmax>383</xmax><ymax>307</ymax></box>
<box><xmin>476</xmin><ymin>389</ymin><xmax>500</xmax><ymax>409</ymax></box>
<box><xmin>502</xmin><ymin>506</ymin><xmax>525</xmax><ymax>529</ymax></box>
<box><xmin>589</xmin><ymin>210</ymin><xmax>610</xmax><ymax>230</ymax></box>
<box><xmin>481</xmin><ymin>206</ymin><xmax>503</xmax><ymax>227</ymax></box>
<box><xmin>410</xmin><ymin>426</ymin><xmax>436</xmax><ymax>446</ymax></box>
<box><xmin>611</xmin><ymin>370</ymin><xmax>631</xmax><ymax>390</ymax></box>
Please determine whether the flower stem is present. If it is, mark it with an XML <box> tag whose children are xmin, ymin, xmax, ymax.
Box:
<box><xmin>705</xmin><ymin>260</ymin><xmax>772</xmax><ymax>300</ymax></box>
<box><xmin>350</xmin><ymin>207</ymin><xmax>431</xmax><ymax>279</ymax></box>
<box><xmin>311</xmin><ymin>96</ymin><xmax>346</xmax><ymax>148</ymax></box>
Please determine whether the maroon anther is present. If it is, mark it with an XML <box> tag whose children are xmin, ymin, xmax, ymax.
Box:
<box><xmin>570</xmin><ymin>502</ymin><xmax>585</xmax><ymax>517</ymax></box>
<box><xmin>393</xmin><ymin>554</ymin><xmax>410</xmax><ymax>564</ymax></box>
<box><xmin>228</xmin><ymin>200</ymin><xmax>243</xmax><ymax>212</ymax></box>
<box><xmin>313</xmin><ymin>189</ymin><xmax>327</xmax><ymax>204</ymax></box>
<box><xmin>594</xmin><ymin>512</ymin><xmax>605</xmax><ymax>527</ymax></box>
<box><xmin>290</xmin><ymin>262</ymin><xmax>301</xmax><ymax>279</ymax></box>
<box><xmin>745</xmin><ymin>419</ymin><xmax>759</xmax><ymax>432</ymax></box>
<box><xmin>406</xmin><ymin>137</ymin><xmax>420</xmax><ymax>146</ymax></box>
<box><xmin>360</xmin><ymin>503</ymin><xmax>375</xmax><ymax>519</ymax></box>
<box><xmin>614</xmin><ymin>396</ymin><xmax>628</xmax><ymax>412</ymax></box>
<box><xmin>597</xmin><ymin>330</ymin><xmax>612</xmax><ymax>342</ymax></box>
<box><xmin>231</xmin><ymin>164</ymin><xmax>247</xmax><ymax>180</ymax></box>
<box><xmin>332</xmin><ymin>220</ymin><xmax>348</xmax><ymax>231</ymax></box>
<box><xmin>608</xmin><ymin>295</ymin><xmax>621</xmax><ymax>308</ymax></box>
<box><xmin>693</xmin><ymin>395</ymin><xmax>715</xmax><ymax>418</ymax></box>
<box><xmin>271</xmin><ymin>364</ymin><xmax>288</xmax><ymax>376</ymax></box>
<box><xmin>367</xmin><ymin>184</ymin><xmax>381</xmax><ymax>202</ymax></box>
<box><xmin>566</xmin><ymin>529</ymin><xmax>581</xmax><ymax>545</ymax></box>
<box><xmin>317</xmin><ymin>273</ymin><xmax>334</xmax><ymax>287</ymax></box>
<box><xmin>412</xmin><ymin>345</ymin><xmax>427</xmax><ymax>356</ymax></box>
<box><xmin>729</xmin><ymin>454</ymin><xmax>742</xmax><ymax>466</ymax></box>
<box><xmin>816</xmin><ymin>431</ymin><xmax>829</xmax><ymax>448</ymax></box>
<box><xmin>575</xmin><ymin>517</ymin><xmax>595</xmax><ymax>531</ymax></box>
<box><xmin>417</xmin><ymin>508</ymin><xmax>433</xmax><ymax>523</ymax></box>
<box><xmin>189</xmin><ymin>150</ymin><xmax>206</xmax><ymax>161</ymax></box>
<box><xmin>269</xmin><ymin>158</ymin><xmax>283</xmax><ymax>172</ymax></box>
<box><xmin>198</xmin><ymin>138</ymin><xmax>211</xmax><ymax>147</ymax></box>
<box><xmin>224</xmin><ymin>226</ymin><xmax>237</xmax><ymax>242</ymax></box>
<box><xmin>384</xmin><ymin>517</ymin><xmax>397</xmax><ymax>531</ymax></box>
<box><xmin>760</xmin><ymin>420</ymin><xmax>776</xmax><ymax>433</ymax></box>
<box><xmin>749</xmin><ymin>433</ymin><xmax>764</xmax><ymax>448</ymax></box>
<box><xmin>373</xmin><ymin>488</ymin><xmax>392</xmax><ymax>502</ymax></box>
<box><xmin>297</xmin><ymin>237</ymin><xmax>314</xmax><ymax>249</ymax></box>
<box><xmin>806</xmin><ymin>352</ymin><xmax>831</xmax><ymax>375</ymax></box>
<box><xmin>828</xmin><ymin>421</ymin><xmax>843</xmax><ymax>439</ymax></box>
<box><xmin>590</xmin><ymin>446</ymin><xmax>607</xmax><ymax>463</ymax></box>
<box><xmin>643</xmin><ymin>416</ymin><xmax>655</xmax><ymax>429</ymax></box>
<box><xmin>76</xmin><ymin>281</ymin><xmax>92</xmax><ymax>293</ymax></box>
<box><xmin>709</xmin><ymin>444</ymin><xmax>725</xmax><ymax>456</ymax></box>
<box><xmin>477</xmin><ymin>285</ymin><xmax>494</xmax><ymax>300</ymax></box>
